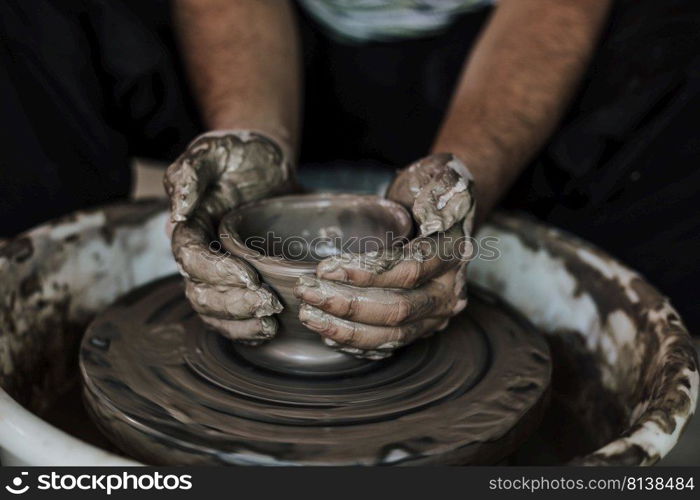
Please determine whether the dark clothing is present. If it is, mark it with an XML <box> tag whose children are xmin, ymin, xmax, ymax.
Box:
<box><xmin>0</xmin><ymin>0</ymin><xmax>201</xmax><ymax>235</ymax></box>
<box><xmin>508</xmin><ymin>0</ymin><xmax>700</xmax><ymax>335</ymax></box>
<box><xmin>1</xmin><ymin>0</ymin><xmax>699</xmax><ymax>331</ymax></box>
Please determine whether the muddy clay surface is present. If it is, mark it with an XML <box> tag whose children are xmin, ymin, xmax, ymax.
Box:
<box><xmin>4</xmin><ymin>200</ymin><xmax>695</xmax><ymax>466</ymax></box>
<box><xmin>38</xmin><ymin>370</ymin><xmax>608</xmax><ymax>466</ymax></box>
<box><xmin>42</xmin><ymin>349</ymin><xmax>584</xmax><ymax>465</ymax></box>
<box><xmin>77</xmin><ymin>277</ymin><xmax>550</xmax><ymax>465</ymax></box>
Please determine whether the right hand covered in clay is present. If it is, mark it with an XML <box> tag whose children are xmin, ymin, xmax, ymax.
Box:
<box><xmin>165</xmin><ymin>131</ymin><xmax>293</xmax><ymax>344</ymax></box>
<box><xmin>295</xmin><ymin>153</ymin><xmax>475</xmax><ymax>359</ymax></box>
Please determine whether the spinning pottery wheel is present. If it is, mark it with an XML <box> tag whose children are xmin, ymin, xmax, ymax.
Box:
<box><xmin>81</xmin><ymin>276</ymin><xmax>549</xmax><ymax>465</ymax></box>
<box><xmin>2</xmin><ymin>196</ymin><xmax>695</xmax><ymax>466</ymax></box>
<box><xmin>79</xmin><ymin>193</ymin><xmax>551</xmax><ymax>465</ymax></box>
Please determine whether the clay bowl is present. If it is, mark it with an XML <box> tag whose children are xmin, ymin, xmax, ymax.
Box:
<box><xmin>218</xmin><ymin>193</ymin><xmax>413</xmax><ymax>376</ymax></box>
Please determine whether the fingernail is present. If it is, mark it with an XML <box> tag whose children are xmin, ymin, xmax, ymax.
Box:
<box><xmin>299</xmin><ymin>305</ymin><xmax>328</xmax><ymax>331</ymax></box>
<box><xmin>317</xmin><ymin>259</ymin><xmax>348</xmax><ymax>281</ymax></box>
<box><xmin>294</xmin><ymin>277</ymin><xmax>326</xmax><ymax>305</ymax></box>
<box><xmin>295</xmin><ymin>283</ymin><xmax>326</xmax><ymax>306</ymax></box>
<box><xmin>300</xmin><ymin>288</ymin><xmax>325</xmax><ymax>306</ymax></box>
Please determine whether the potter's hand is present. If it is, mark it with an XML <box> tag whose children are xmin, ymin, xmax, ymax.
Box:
<box><xmin>295</xmin><ymin>153</ymin><xmax>475</xmax><ymax>359</ymax></box>
<box><xmin>165</xmin><ymin>131</ymin><xmax>293</xmax><ymax>343</ymax></box>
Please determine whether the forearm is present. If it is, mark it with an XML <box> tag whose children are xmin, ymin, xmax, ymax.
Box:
<box><xmin>433</xmin><ymin>0</ymin><xmax>611</xmax><ymax>223</ymax></box>
<box><xmin>174</xmin><ymin>0</ymin><xmax>301</xmax><ymax>156</ymax></box>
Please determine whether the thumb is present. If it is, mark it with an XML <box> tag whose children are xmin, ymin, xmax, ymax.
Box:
<box><xmin>164</xmin><ymin>155</ymin><xmax>210</xmax><ymax>222</ymax></box>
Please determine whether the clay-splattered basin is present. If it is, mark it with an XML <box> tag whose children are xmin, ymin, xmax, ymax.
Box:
<box><xmin>0</xmin><ymin>199</ymin><xmax>696</xmax><ymax>465</ymax></box>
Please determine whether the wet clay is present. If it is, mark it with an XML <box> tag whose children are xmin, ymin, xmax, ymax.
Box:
<box><xmin>166</xmin><ymin>131</ymin><xmax>295</xmax><ymax>344</ymax></box>
<box><xmin>79</xmin><ymin>275</ymin><xmax>551</xmax><ymax>466</ymax></box>
<box><xmin>218</xmin><ymin>193</ymin><xmax>413</xmax><ymax>375</ymax></box>
<box><xmin>5</xmin><ymin>197</ymin><xmax>693</xmax><ymax>466</ymax></box>
<box><xmin>164</xmin><ymin>130</ymin><xmax>293</xmax><ymax>223</ymax></box>
<box><xmin>295</xmin><ymin>155</ymin><xmax>476</xmax><ymax>359</ymax></box>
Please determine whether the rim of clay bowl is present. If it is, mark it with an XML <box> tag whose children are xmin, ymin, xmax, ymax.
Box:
<box><xmin>218</xmin><ymin>193</ymin><xmax>414</xmax><ymax>276</ymax></box>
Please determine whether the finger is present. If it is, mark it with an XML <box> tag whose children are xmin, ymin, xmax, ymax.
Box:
<box><xmin>165</xmin><ymin>216</ymin><xmax>175</xmax><ymax>239</ymax></box>
<box><xmin>323</xmin><ymin>313</ymin><xmax>453</xmax><ymax>360</ymax></box>
<box><xmin>200</xmin><ymin>315</ymin><xmax>278</xmax><ymax>343</ymax></box>
<box><xmin>316</xmin><ymin>248</ymin><xmax>451</xmax><ymax>289</ymax></box>
<box><xmin>439</xmin><ymin>155</ymin><xmax>476</xmax><ymax>235</ymax></box>
<box><xmin>453</xmin><ymin>262</ymin><xmax>469</xmax><ymax>316</ymax></box>
<box><xmin>386</xmin><ymin>154</ymin><xmax>475</xmax><ymax>236</ymax></box>
<box><xmin>163</xmin><ymin>156</ymin><xmax>203</xmax><ymax>222</ymax></box>
<box><xmin>413</xmin><ymin>163</ymin><xmax>473</xmax><ymax>236</ymax></box>
<box><xmin>316</xmin><ymin>226</ymin><xmax>469</xmax><ymax>289</ymax></box>
<box><xmin>194</xmin><ymin>133</ymin><xmax>291</xmax><ymax>216</ymax></box>
<box><xmin>219</xmin><ymin>132</ymin><xmax>290</xmax><ymax>203</ymax></box>
<box><xmin>298</xmin><ymin>303</ymin><xmax>446</xmax><ymax>351</ymax></box>
<box><xmin>386</xmin><ymin>153</ymin><xmax>450</xmax><ymax>206</ymax></box>
<box><xmin>165</xmin><ymin>132</ymin><xmax>291</xmax><ymax>223</ymax></box>
<box><xmin>294</xmin><ymin>275</ymin><xmax>454</xmax><ymax>326</ymax></box>
<box><xmin>185</xmin><ymin>281</ymin><xmax>282</xmax><ymax>320</ymax></box>
<box><xmin>172</xmin><ymin>214</ymin><xmax>261</xmax><ymax>288</ymax></box>
<box><xmin>164</xmin><ymin>137</ymin><xmax>225</xmax><ymax>221</ymax></box>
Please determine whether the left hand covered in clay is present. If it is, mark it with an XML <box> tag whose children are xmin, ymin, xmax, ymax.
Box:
<box><xmin>165</xmin><ymin>131</ymin><xmax>295</xmax><ymax>344</ymax></box>
<box><xmin>294</xmin><ymin>153</ymin><xmax>475</xmax><ymax>359</ymax></box>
